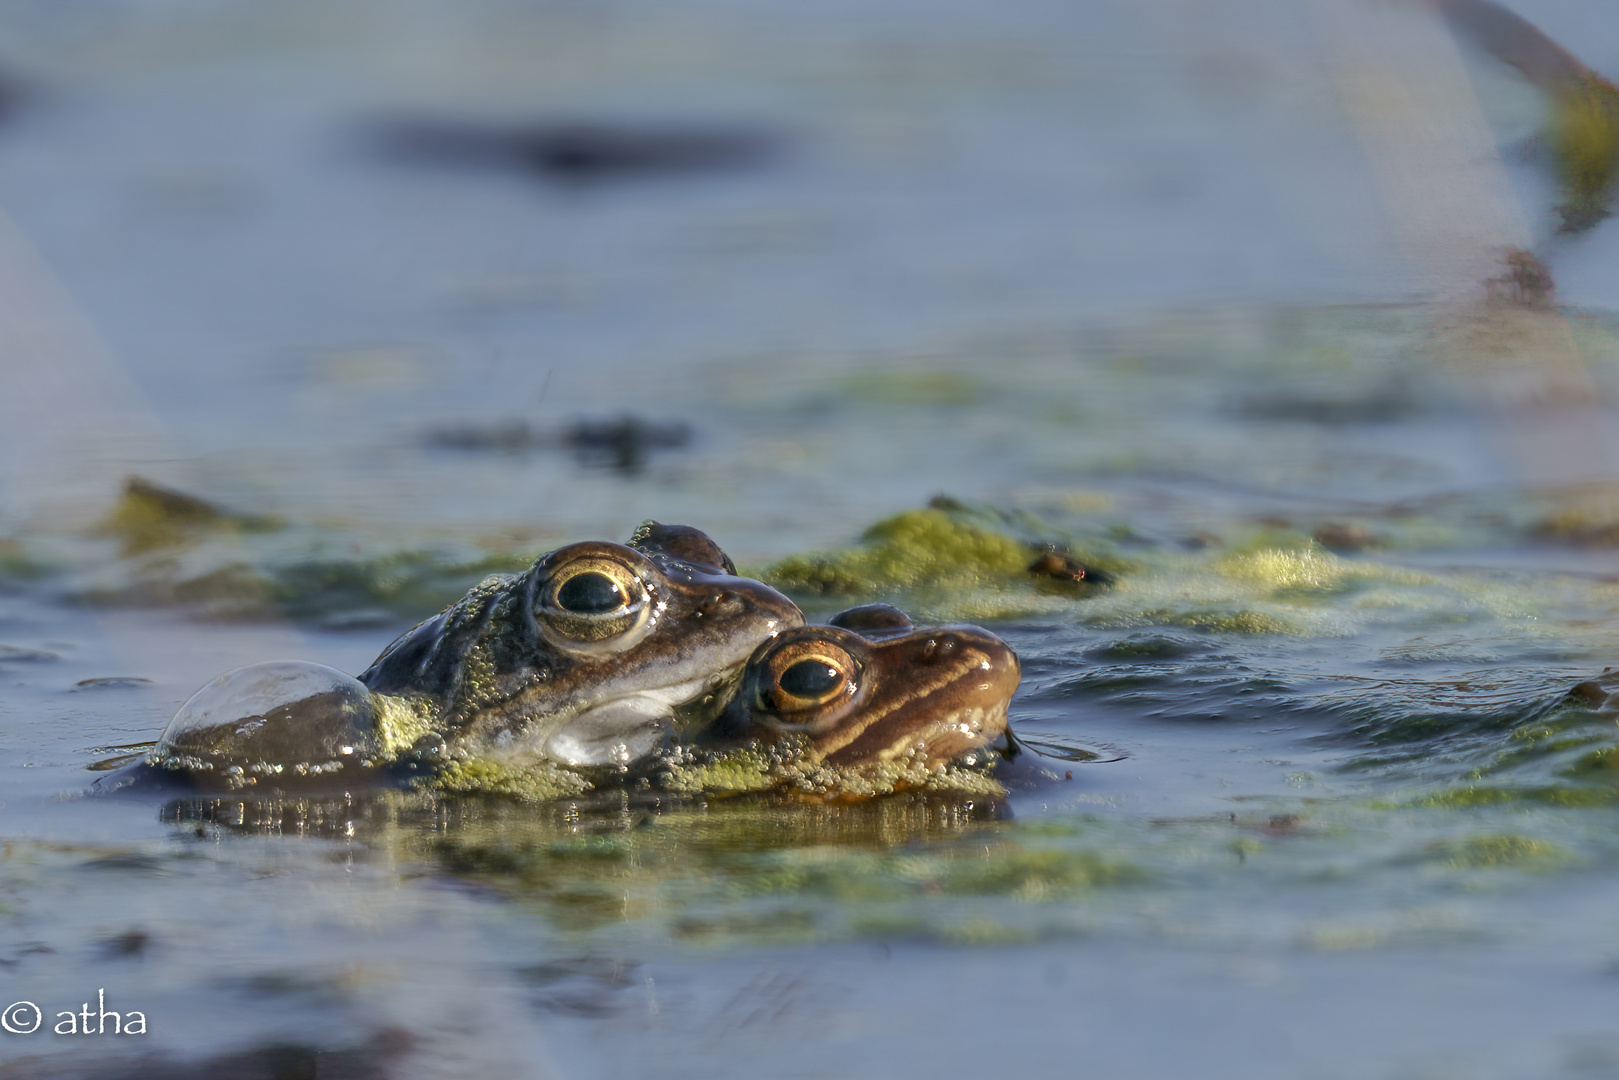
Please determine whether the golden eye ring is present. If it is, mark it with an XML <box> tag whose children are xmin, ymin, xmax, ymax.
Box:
<box><xmin>534</xmin><ymin>554</ymin><xmax>654</xmax><ymax>653</ymax></box>
<box><xmin>758</xmin><ymin>640</ymin><xmax>859</xmax><ymax>716</ymax></box>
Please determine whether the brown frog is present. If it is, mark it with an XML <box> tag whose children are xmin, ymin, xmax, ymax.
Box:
<box><xmin>98</xmin><ymin>523</ymin><xmax>803</xmax><ymax>793</ymax></box>
<box><xmin>666</xmin><ymin>604</ymin><xmax>1020</xmax><ymax>795</ymax></box>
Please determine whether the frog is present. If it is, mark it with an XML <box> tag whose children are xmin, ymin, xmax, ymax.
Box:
<box><xmin>96</xmin><ymin>522</ymin><xmax>804</xmax><ymax>793</ymax></box>
<box><xmin>659</xmin><ymin>603</ymin><xmax>1022</xmax><ymax>797</ymax></box>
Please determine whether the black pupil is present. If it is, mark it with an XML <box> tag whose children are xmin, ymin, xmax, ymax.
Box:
<box><xmin>779</xmin><ymin>660</ymin><xmax>843</xmax><ymax>698</ymax></box>
<box><xmin>556</xmin><ymin>572</ymin><xmax>626</xmax><ymax>614</ymax></box>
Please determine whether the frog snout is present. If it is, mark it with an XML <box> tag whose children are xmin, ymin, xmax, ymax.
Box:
<box><xmin>695</xmin><ymin>577</ymin><xmax>804</xmax><ymax>630</ymax></box>
<box><xmin>936</xmin><ymin>628</ymin><xmax>1022</xmax><ymax>710</ymax></box>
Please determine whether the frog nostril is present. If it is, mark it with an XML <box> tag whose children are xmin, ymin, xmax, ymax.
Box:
<box><xmin>696</xmin><ymin>592</ymin><xmax>737</xmax><ymax>618</ymax></box>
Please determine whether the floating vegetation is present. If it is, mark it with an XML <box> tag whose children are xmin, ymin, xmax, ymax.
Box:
<box><xmin>656</xmin><ymin>740</ymin><xmax>1009</xmax><ymax>801</ymax></box>
<box><xmin>73</xmin><ymin>544</ymin><xmax>532</xmax><ymax>623</ymax></box>
<box><xmin>29</xmin><ymin>476</ymin><xmax>536</xmax><ymax>621</ymax></box>
<box><xmin>839</xmin><ymin>369</ymin><xmax>985</xmax><ymax>407</ymax></box>
<box><xmin>1349</xmin><ymin>672</ymin><xmax>1619</xmax><ymax>809</ymax></box>
<box><xmin>1439</xmin><ymin>0</ymin><xmax>1619</xmax><ymax>233</ymax></box>
<box><xmin>425</xmin><ymin>758</ymin><xmax>594</xmax><ymax>802</ymax></box>
<box><xmin>1551</xmin><ymin>75</ymin><xmax>1619</xmax><ymax>234</ymax></box>
<box><xmin>761</xmin><ymin>500</ymin><xmax>1132</xmax><ymax>618</ymax></box>
<box><xmin>1530</xmin><ymin>483</ymin><xmax>1619</xmax><ymax>546</ymax></box>
<box><xmin>95</xmin><ymin>476</ymin><xmax>283</xmax><ymax>556</ymax></box>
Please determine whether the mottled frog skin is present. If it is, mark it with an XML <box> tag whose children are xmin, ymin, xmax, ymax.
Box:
<box><xmin>359</xmin><ymin>522</ymin><xmax>803</xmax><ymax>767</ymax></box>
<box><xmin>705</xmin><ymin>603</ymin><xmax>1020</xmax><ymax>770</ymax></box>
<box><xmin>97</xmin><ymin>523</ymin><xmax>803</xmax><ymax>793</ymax></box>
<box><xmin>95</xmin><ymin>534</ymin><xmax>1025</xmax><ymax>800</ymax></box>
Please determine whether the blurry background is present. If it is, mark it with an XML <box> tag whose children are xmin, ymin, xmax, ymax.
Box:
<box><xmin>3</xmin><ymin>0</ymin><xmax>1614</xmax><ymax>556</ymax></box>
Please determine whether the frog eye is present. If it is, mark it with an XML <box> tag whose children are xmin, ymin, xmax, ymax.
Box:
<box><xmin>779</xmin><ymin>660</ymin><xmax>843</xmax><ymax>698</ymax></box>
<box><xmin>759</xmin><ymin>642</ymin><xmax>858</xmax><ymax>714</ymax></box>
<box><xmin>536</xmin><ymin>556</ymin><xmax>653</xmax><ymax>650</ymax></box>
<box><xmin>556</xmin><ymin>571</ymin><xmax>626</xmax><ymax>614</ymax></box>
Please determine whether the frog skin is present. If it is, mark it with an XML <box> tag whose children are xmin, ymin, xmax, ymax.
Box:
<box><xmin>703</xmin><ymin>603</ymin><xmax>1019</xmax><ymax>770</ymax></box>
<box><xmin>360</xmin><ymin>521</ymin><xmax>803</xmax><ymax>767</ymax></box>
<box><xmin>96</xmin><ymin>523</ymin><xmax>804</xmax><ymax>793</ymax></box>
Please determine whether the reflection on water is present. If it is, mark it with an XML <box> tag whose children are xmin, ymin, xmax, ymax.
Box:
<box><xmin>4</xmin><ymin>0</ymin><xmax>1619</xmax><ymax>1077</ymax></box>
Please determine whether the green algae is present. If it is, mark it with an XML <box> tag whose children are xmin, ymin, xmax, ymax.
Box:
<box><xmin>933</xmin><ymin>846</ymin><xmax>1144</xmax><ymax>898</ymax></box>
<box><xmin>96</xmin><ymin>476</ymin><xmax>283</xmax><ymax>555</ymax></box>
<box><xmin>1561</xmin><ymin>744</ymin><xmax>1619</xmax><ymax>779</ymax></box>
<box><xmin>1349</xmin><ymin>673</ymin><xmax>1619</xmax><ymax>808</ymax></box>
<box><xmin>425</xmin><ymin>758</ymin><xmax>593</xmax><ymax>801</ymax></box>
<box><xmin>268</xmin><ymin>552</ymin><xmax>530</xmax><ymax>621</ymax></box>
<box><xmin>371</xmin><ymin>694</ymin><xmax>437</xmax><ymax>756</ymax></box>
<box><xmin>1392</xmin><ymin>785</ymin><xmax>1619</xmax><ymax>809</ymax></box>
<box><xmin>1551</xmin><ymin>76</ymin><xmax>1619</xmax><ymax>234</ymax></box>
<box><xmin>659</xmin><ymin>738</ymin><xmax>1007</xmax><ymax>801</ymax></box>
<box><xmin>1055</xmin><ymin>529</ymin><xmax>1507</xmax><ymax>640</ymax></box>
<box><xmin>659</xmin><ymin>744</ymin><xmax>779</xmax><ymax>796</ymax></box>
<box><xmin>1532</xmin><ymin>484</ymin><xmax>1619</xmax><ymax>546</ymax></box>
<box><xmin>0</xmin><ymin>538</ymin><xmax>48</xmax><ymax>581</ymax></box>
<box><xmin>760</xmin><ymin>503</ymin><xmax>1130</xmax><ymax>616</ymax></box>
<box><xmin>1418</xmin><ymin>834</ymin><xmax>1574</xmax><ymax>871</ymax></box>
<box><xmin>721</xmin><ymin>840</ymin><xmax>1143</xmax><ymax>907</ymax></box>
<box><xmin>1089</xmin><ymin>606</ymin><xmax>1305</xmax><ymax>635</ymax></box>
<box><xmin>1215</xmin><ymin>547</ymin><xmax>1343</xmax><ymax>591</ymax></box>
<box><xmin>764</xmin><ymin>507</ymin><xmax>1033</xmax><ymax>595</ymax></box>
<box><xmin>77</xmin><ymin>541</ymin><xmax>531</xmax><ymax>622</ymax></box>
<box><xmin>671</xmin><ymin>908</ymin><xmax>821</xmax><ymax>945</ymax></box>
<box><xmin>1212</xmin><ymin>544</ymin><xmax>1431</xmax><ymax>603</ymax></box>
<box><xmin>840</xmin><ymin>369</ymin><xmax>984</xmax><ymax>407</ymax></box>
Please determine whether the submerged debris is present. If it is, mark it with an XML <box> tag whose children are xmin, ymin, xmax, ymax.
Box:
<box><xmin>1486</xmin><ymin>248</ymin><xmax>1557</xmax><ymax>308</ymax></box>
<box><xmin>1530</xmin><ymin>484</ymin><xmax>1619</xmax><ymax>545</ymax></box>
<box><xmin>1311</xmin><ymin>523</ymin><xmax>1382</xmax><ymax>551</ymax></box>
<box><xmin>1027</xmin><ymin>549</ymin><xmax>1116</xmax><ymax>587</ymax></box>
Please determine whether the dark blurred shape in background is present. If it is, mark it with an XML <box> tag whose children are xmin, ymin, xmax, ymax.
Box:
<box><xmin>424</xmin><ymin>415</ymin><xmax>692</xmax><ymax>475</ymax></box>
<box><xmin>565</xmin><ymin>415</ymin><xmax>692</xmax><ymax>473</ymax></box>
<box><xmin>366</xmin><ymin>118</ymin><xmax>782</xmax><ymax>187</ymax></box>
<box><xmin>0</xmin><ymin>68</ymin><xmax>24</xmax><ymax>122</ymax></box>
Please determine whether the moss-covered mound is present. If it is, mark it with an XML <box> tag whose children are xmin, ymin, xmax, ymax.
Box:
<box><xmin>760</xmin><ymin>501</ymin><xmax>1133</xmax><ymax>619</ymax></box>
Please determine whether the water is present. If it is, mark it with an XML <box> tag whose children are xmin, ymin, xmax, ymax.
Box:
<box><xmin>4</xmin><ymin>0</ymin><xmax>1619</xmax><ymax>1077</ymax></box>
